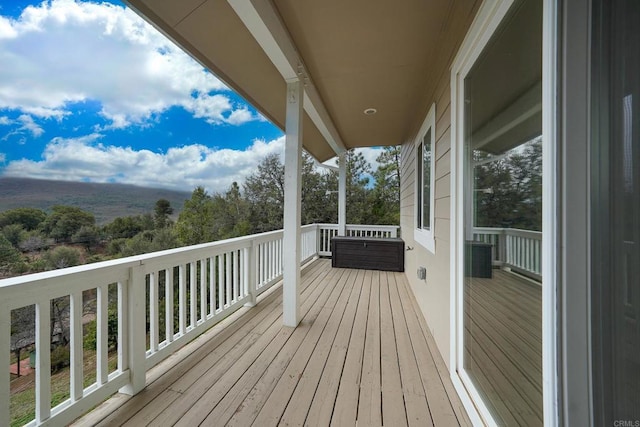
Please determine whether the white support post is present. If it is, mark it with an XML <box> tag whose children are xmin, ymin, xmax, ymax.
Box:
<box><xmin>338</xmin><ymin>152</ymin><xmax>347</xmax><ymax>236</ymax></box>
<box><xmin>120</xmin><ymin>264</ymin><xmax>146</xmax><ymax>395</ymax></box>
<box><xmin>283</xmin><ymin>78</ymin><xmax>303</xmax><ymax>327</ymax></box>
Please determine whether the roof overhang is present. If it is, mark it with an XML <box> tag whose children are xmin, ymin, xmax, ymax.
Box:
<box><xmin>124</xmin><ymin>0</ymin><xmax>479</xmax><ymax>161</ymax></box>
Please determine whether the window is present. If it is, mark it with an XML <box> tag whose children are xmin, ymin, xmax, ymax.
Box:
<box><xmin>414</xmin><ymin>103</ymin><xmax>436</xmax><ymax>252</ymax></box>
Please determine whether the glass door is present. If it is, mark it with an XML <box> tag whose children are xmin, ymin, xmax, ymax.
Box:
<box><xmin>460</xmin><ymin>0</ymin><xmax>543</xmax><ymax>424</ymax></box>
<box><xmin>592</xmin><ymin>0</ymin><xmax>640</xmax><ymax>423</ymax></box>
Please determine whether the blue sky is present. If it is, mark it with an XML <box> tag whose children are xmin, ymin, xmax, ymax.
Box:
<box><xmin>0</xmin><ymin>0</ymin><xmax>383</xmax><ymax>193</ymax></box>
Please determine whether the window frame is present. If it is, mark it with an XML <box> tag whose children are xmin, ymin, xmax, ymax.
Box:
<box><xmin>414</xmin><ymin>103</ymin><xmax>436</xmax><ymax>253</ymax></box>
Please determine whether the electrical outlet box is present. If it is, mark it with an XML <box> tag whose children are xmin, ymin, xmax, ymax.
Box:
<box><xmin>417</xmin><ymin>267</ymin><xmax>427</xmax><ymax>280</ymax></box>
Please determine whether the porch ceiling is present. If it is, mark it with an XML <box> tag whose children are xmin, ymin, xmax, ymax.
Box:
<box><xmin>124</xmin><ymin>0</ymin><xmax>476</xmax><ymax>161</ymax></box>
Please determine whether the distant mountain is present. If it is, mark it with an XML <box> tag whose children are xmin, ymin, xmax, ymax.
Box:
<box><xmin>0</xmin><ymin>177</ymin><xmax>190</xmax><ymax>224</ymax></box>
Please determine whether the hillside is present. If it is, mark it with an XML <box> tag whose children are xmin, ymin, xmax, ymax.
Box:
<box><xmin>0</xmin><ymin>177</ymin><xmax>190</xmax><ymax>224</ymax></box>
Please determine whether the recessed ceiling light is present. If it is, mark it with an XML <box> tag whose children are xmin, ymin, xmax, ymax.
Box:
<box><xmin>363</xmin><ymin>108</ymin><xmax>377</xmax><ymax>115</ymax></box>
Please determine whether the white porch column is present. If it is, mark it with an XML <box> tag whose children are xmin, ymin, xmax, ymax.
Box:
<box><xmin>283</xmin><ymin>78</ymin><xmax>303</xmax><ymax>327</ymax></box>
<box><xmin>338</xmin><ymin>153</ymin><xmax>347</xmax><ymax>236</ymax></box>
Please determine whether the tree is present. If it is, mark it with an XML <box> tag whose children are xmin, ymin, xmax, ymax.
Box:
<box><xmin>43</xmin><ymin>246</ymin><xmax>82</xmax><ymax>270</ymax></box>
<box><xmin>175</xmin><ymin>187</ymin><xmax>215</xmax><ymax>245</ymax></box>
<box><xmin>244</xmin><ymin>153</ymin><xmax>338</xmax><ymax>231</ymax></box>
<box><xmin>301</xmin><ymin>153</ymin><xmax>335</xmax><ymax>224</ymax></box>
<box><xmin>154</xmin><ymin>199</ymin><xmax>174</xmax><ymax>229</ymax></box>
<box><xmin>207</xmin><ymin>182</ymin><xmax>252</xmax><ymax>239</ymax></box>
<box><xmin>41</xmin><ymin>206</ymin><xmax>95</xmax><ymax>242</ymax></box>
<box><xmin>103</xmin><ymin>214</ymin><xmax>154</xmax><ymax>239</ymax></box>
<box><xmin>244</xmin><ymin>154</ymin><xmax>285</xmax><ymax>232</ymax></box>
<box><xmin>216</xmin><ymin>182</ymin><xmax>252</xmax><ymax>238</ymax></box>
<box><xmin>0</xmin><ymin>234</ymin><xmax>23</xmax><ymax>275</ymax></box>
<box><xmin>72</xmin><ymin>225</ymin><xmax>102</xmax><ymax>252</ymax></box>
<box><xmin>0</xmin><ymin>207</ymin><xmax>47</xmax><ymax>230</ymax></box>
<box><xmin>370</xmin><ymin>146</ymin><xmax>401</xmax><ymax>224</ymax></box>
<box><xmin>339</xmin><ymin>149</ymin><xmax>373</xmax><ymax>224</ymax></box>
<box><xmin>2</xmin><ymin>223</ymin><xmax>25</xmax><ymax>247</ymax></box>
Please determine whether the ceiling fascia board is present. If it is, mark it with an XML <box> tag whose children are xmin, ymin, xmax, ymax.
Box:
<box><xmin>228</xmin><ymin>0</ymin><xmax>346</xmax><ymax>155</ymax></box>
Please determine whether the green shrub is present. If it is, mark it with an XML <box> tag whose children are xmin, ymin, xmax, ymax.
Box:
<box><xmin>43</xmin><ymin>246</ymin><xmax>82</xmax><ymax>270</ymax></box>
<box><xmin>83</xmin><ymin>306</ymin><xmax>118</xmax><ymax>351</ymax></box>
<box><xmin>50</xmin><ymin>345</ymin><xmax>70</xmax><ymax>373</ymax></box>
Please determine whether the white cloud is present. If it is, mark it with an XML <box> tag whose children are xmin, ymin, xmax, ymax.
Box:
<box><xmin>2</xmin><ymin>134</ymin><xmax>286</xmax><ymax>193</ymax></box>
<box><xmin>0</xmin><ymin>0</ymin><xmax>255</xmax><ymax>128</ymax></box>
<box><xmin>0</xmin><ymin>153</ymin><xmax>5</xmax><ymax>163</ymax></box>
<box><xmin>1</xmin><ymin>114</ymin><xmax>44</xmax><ymax>140</ymax></box>
<box><xmin>224</xmin><ymin>108</ymin><xmax>255</xmax><ymax>126</ymax></box>
<box><xmin>0</xmin><ymin>116</ymin><xmax>11</xmax><ymax>125</ymax></box>
<box><xmin>17</xmin><ymin>114</ymin><xmax>44</xmax><ymax>137</ymax></box>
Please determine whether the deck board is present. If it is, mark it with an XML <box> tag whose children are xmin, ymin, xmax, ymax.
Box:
<box><xmin>80</xmin><ymin>259</ymin><xmax>469</xmax><ymax>427</ymax></box>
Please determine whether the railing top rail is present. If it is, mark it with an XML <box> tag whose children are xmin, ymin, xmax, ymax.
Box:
<box><xmin>503</xmin><ymin>228</ymin><xmax>542</xmax><ymax>237</ymax></box>
<box><xmin>472</xmin><ymin>227</ymin><xmax>542</xmax><ymax>237</ymax></box>
<box><xmin>472</xmin><ymin>227</ymin><xmax>506</xmax><ymax>233</ymax></box>
<box><xmin>317</xmin><ymin>223</ymin><xmax>399</xmax><ymax>230</ymax></box>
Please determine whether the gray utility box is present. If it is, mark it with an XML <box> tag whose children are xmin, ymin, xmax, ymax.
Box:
<box><xmin>465</xmin><ymin>240</ymin><xmax>493</xmax><ymax>278</ymax></box>
<box><xmin>331</xmin><ymin>236</ymin><xmax>404</xmax><ymax>272</ymax></box>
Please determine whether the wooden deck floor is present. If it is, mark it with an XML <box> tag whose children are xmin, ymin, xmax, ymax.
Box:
<box><xmin>80</xmin><ymin>259</ymin><xmax>470</xmax><ymax>427</ymax></box>
<box><xmin>464</xmin><ymin>270</ymin><xmax>543</xmax><ymax>426</ymax></box>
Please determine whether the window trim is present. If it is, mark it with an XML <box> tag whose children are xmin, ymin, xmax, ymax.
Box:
<box><xmin>414</xmin><ymin>103</ymin><xmax>436</xmax><ymax>253</ymax></box>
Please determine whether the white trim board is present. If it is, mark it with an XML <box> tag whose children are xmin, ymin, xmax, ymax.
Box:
<box><xmin>541</xmin><ymin>0</ymin><xmax>559</xmax><ymax>424</ymax></box>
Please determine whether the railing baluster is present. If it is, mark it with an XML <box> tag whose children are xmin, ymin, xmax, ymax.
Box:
<box><xmin>217</xmin><ymin>255</ymin><xmax>224</xmax><ymax>311</ymax></box>
<box><xmin>246</xmin><ymin>243</ymin><xmax>257</xmax><ymax>306</ymax></box>
<box><xmin>118</xmin><ymin>280</ymin><xmax>128</xmax><ymax>373</ymax></box>
<box><xmin>226</xmin><ymin>253</ymin><xmax>232</xmax><ymax>307</ymax></box>
<box><xmin>35</xmin><ymin>300</ymin><xmax>51</xmax><ymax>423</ymax></box>
<box><xmin>256</xmin><ymin>245</ymin><xmax>261</xmax><ymax>287</ymax></box>
<box><xmin>70</xmin><ymin>291</ymin><xmax>83</xmax><ymax>401</ymax></box>
<box><xmin>97</xmin><ymin>284</ymin><xmax>109</xmax><ymax>384</ymax></box>
<box><xmin>232</xmin><ymin>251</ymin><xmax>239</xmax><ymax>302</ymax></box>
<box><xmin>189</xmin><ymin>262</ymin><xmax>196</xmax><ymax>328</ymax></box>
<box><xmin>278</xmin><ymin>238</ymin><xmax>282</xmax><ymax>275</ymax></box>
<box><xmin>200</xmin><ymin>259</ymin><xmax>206</xmax><ymax>322</ymax></box>
<box><xmin>179</xmin><ymin>264</ymin><xmax>186</xmax><ymax>336</ymax></box>
<box><xmin>165</xmin><ymin>269</ymin><xmax>174</xmax><ymax>343</ymax></box>
<box><xmin>209</xmin><ymin>257</ymin><xmax>216</xmax><ymax>316</ymax></box>
<box><xmin>149</xmin><ymin>272</ymin><xmax>158</xmax><ymax>353</ymax></box>
<box><xmin>270</xmin><ymin>241</ymin><xmax>275</xmax><ymax>280</ymax></box>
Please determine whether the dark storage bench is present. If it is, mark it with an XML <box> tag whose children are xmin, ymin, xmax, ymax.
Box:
<box><xmin>331</xmin><ymin>236</ymin><xmax>404</xmax><ymax>272</ymax></box>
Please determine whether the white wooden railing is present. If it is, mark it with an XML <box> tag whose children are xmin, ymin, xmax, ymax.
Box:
<box><xmin>0</xmin><ymin>223</ymin><xmax>396</xmax><ymax>426</ymax></box>
<box><xmin>473</xmin><ymin>227</ymin><xmax>542</xmax><ymax>281</ymax></box>
<box><xmin>317</xmin><ymin>224</ymin><xmax>399</xmax><ymax>256</ymax></box>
